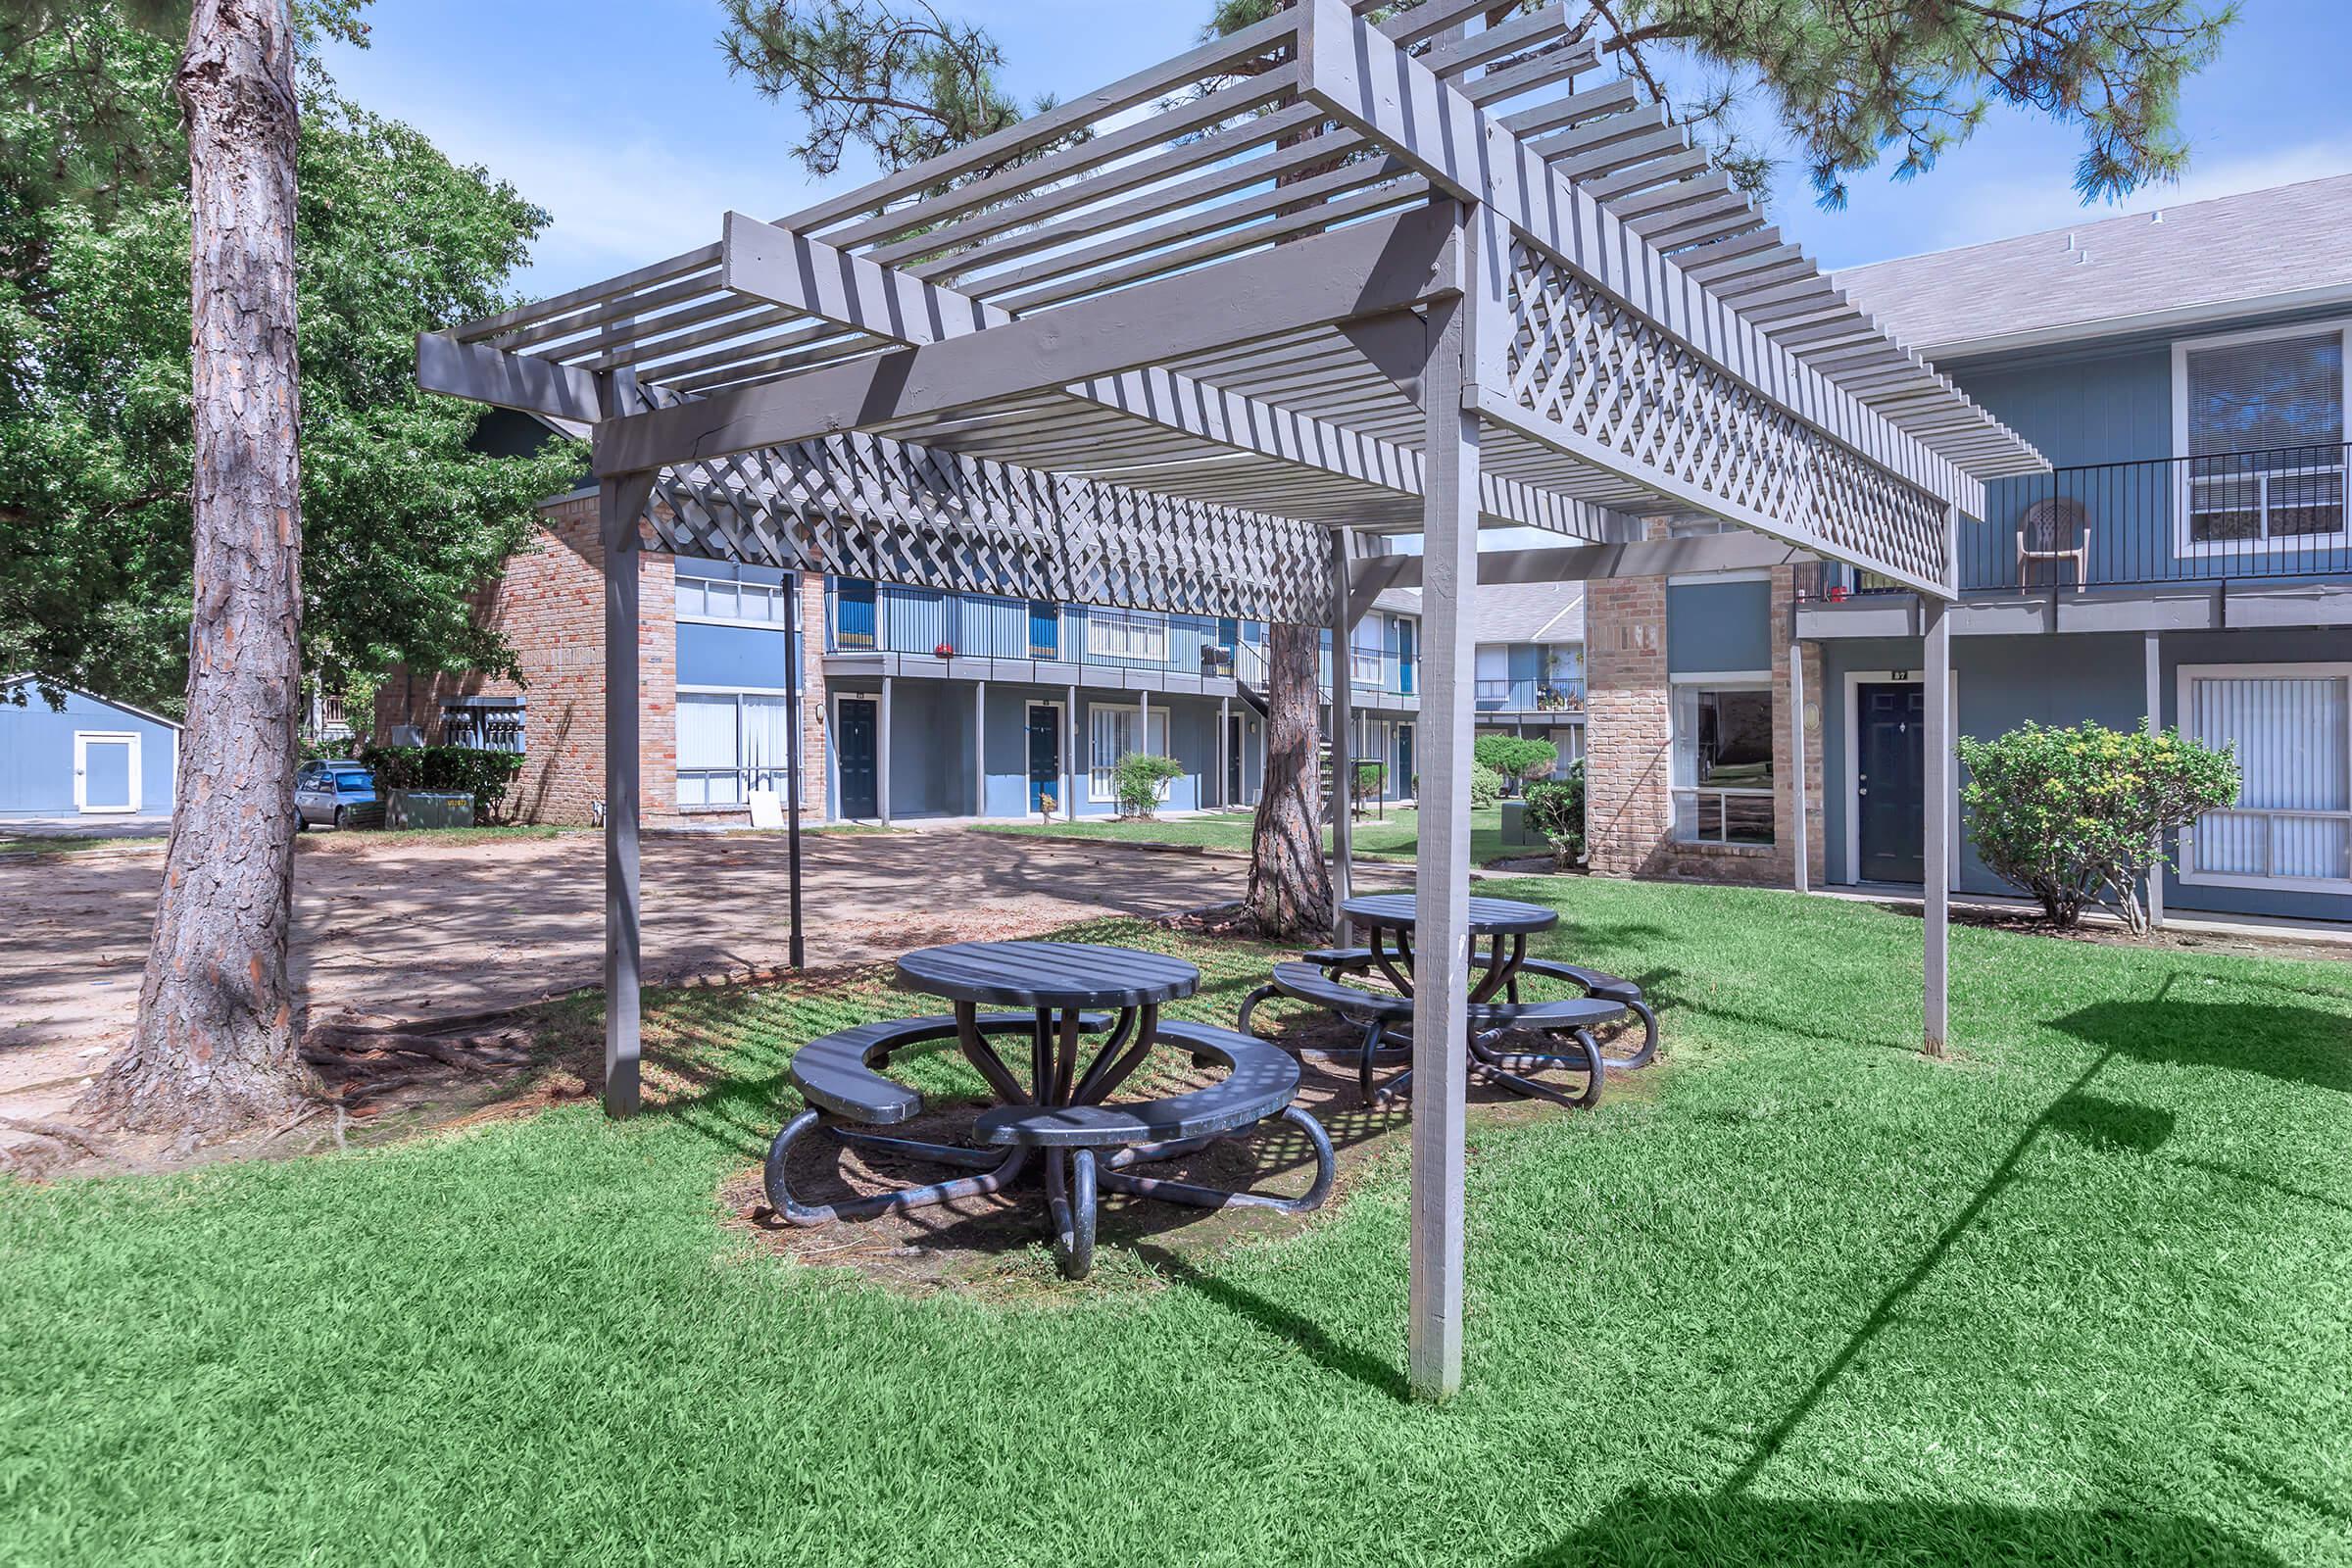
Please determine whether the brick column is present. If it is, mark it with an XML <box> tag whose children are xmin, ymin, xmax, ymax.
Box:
<box><xmin>798</xmin><ymin>573</ymin><xmax>829</xmax><ymax>819</ymax></box>
<box><xmin>1584</xmin><ymin>571</ymin><xmax>1670</xmax><ymax>877</ymax></box>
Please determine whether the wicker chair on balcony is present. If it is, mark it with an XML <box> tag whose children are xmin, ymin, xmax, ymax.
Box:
<box><xmin>2016</xmin><ymin>497</ymin><xmax>2090</xmax><ymax>589</ymax></box>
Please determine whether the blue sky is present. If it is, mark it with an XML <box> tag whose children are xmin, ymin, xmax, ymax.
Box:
<box><xmin>322</xmin><ymin>0</ymin><xmax>2352</xmax><ymax>298</ymax></box>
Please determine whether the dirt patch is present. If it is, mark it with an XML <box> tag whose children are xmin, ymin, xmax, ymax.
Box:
<box><xmin>0</xmin><ymin>829</ymin><xmax>1248</xmax><ymax>1174</ymax></box>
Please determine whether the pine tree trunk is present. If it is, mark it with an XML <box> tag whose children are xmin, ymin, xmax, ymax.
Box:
<box><xmin>1247</xmin><ymin>621</ymin><xmax>1333</xmax><ymax>936</ymax></box>
<box><xmin>83</xmin><ymin>0</ymin><xmax>308</xmax><ymax>1134</ymax></box>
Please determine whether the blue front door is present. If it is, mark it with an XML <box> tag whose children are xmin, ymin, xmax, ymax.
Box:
<box><xmin>838</xmin><ymin>698</ymin><xmax>878</xmax><ymax>818</ymax></box>
<box><xmin>1026</xmin><ymin>704</ymin><xmax>1060</xmax><ymax>811</ymax></box>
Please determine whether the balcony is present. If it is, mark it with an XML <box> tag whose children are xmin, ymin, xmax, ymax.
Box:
<box><xmin>1824</xmin><ymin>443</ymin><xmax>2352</xmax><ymax>598</ymax></box>
<box><xmin>1475</xmin><ymin>677</ymin><xmax>1585</xmax><ymax>714</ymax></box>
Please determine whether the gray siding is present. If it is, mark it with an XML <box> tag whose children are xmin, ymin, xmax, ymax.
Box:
<box><xmin>1667</xmin><ymin>580</ymin><xmax>1773</xmax><ymax>674</ymax></box>
<box><xmin>1820</xmin><ymin>630</ymin><xmax>2351</xmax><ymax>924</ymax></box>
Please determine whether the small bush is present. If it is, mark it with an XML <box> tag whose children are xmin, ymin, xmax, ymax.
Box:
<box><xmin>1110</xmin><ymin>752</ymin><xmax>1184</xmax><ymax>818</ymax></box>
<box><xmin>1469</xmin><ymin>762</ymin><xmax>1504</xmax><ymax>809</ymax></box>
<box><xmin>359</xmin><ymin>745</ymin><xmax>526</xmax><ymax>823</ymax></box>
<box><xmin>1524</xmin><ymin>760</ymin><xmax>1585</xmax><ymax>865</ymax></box>
<box><xmin>1957</xmin><ymin>721</ymin><xmax>2238</xmax><ymax>935</ymax></box>
<box><xmin>1473</xmin><ymin>733</ymin><xmax>1559</xmax><ymax>786</ymax></box>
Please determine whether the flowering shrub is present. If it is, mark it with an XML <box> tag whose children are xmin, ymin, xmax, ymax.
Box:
<box><xmin>1957</xmin><ymin>721</ymin><xmax>2238</xmax><ymax>935</ymax></box>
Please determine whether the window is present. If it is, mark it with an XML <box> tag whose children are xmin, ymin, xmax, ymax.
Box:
<box><xmin>1087</xmin><ymin>705</ymin><xmax>1170</xmax><ymax>803</ymax></box>
<box><xmin>1672</xmin><ymin>684</ymin><xmax>1774</xmax><ymax>845</ymax></box>
<box><xmin>1086</xmin><ymin>607</ymin><xmax>1166</xmax><ymax>663</ymax></box>
<box><xmin>675</xmin><ymin>562</ymin><xmax>793</xmax><ymax>624</ymax></box>
<box><xmin>2179</xmin><ymin>325</ymin><xmax>2348</xmax><ymax>548</ymax></box>
<box><xmin>1028</xmin><ymin>601</ymin><xmax>1059</xmax><ymax>658</ymax></box>
<box><xmin>677</xmin><ymin>693</ymin><xmax>796</xmax><ymax>808</ymax></box>
<box><xmin>834</xmin><ymin>579</ymin><xmax>877</xmax><ymax>649</ymax></box>
<box><xmin>441</xmin><ymin>702</ymin><xmax>524</xmax><ymax>752</ymax></box>
<box><xmin>2180</xmin><ymin>665</ymin><xmax>2351</xmax><ymax>891</ymax></box>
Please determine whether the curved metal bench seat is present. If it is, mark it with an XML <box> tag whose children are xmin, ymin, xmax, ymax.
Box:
<box><xmin>976</xmin><ymin>1021</ymin><xmax>1335</xmax><ymax>1280</ymax></box>
<box><xmin>1512</xmin><ymin>959</ymin><xmax>1660</xmax><ymax>1069</ymax></box>
<box><xmin>767</xmin><ymin>1012</ymin><xmax>1111</xmax><ymax>1230</ymax></box>
<box><xmin>1235</xmin><ymin>961</ymin><xmax>1413</xmax><ymax>1105</ymax></box>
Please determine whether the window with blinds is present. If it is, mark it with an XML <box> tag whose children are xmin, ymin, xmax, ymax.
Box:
<box><xmin>2182</xmin><ymin>667</ymin><xmax>2351</xmax><ymax>889</ymax></box>
<box><xmin>1087</xmin><ymin>706</ymin><xmax>1169</xmax><ymax>802</ymax></box>
<box><xmin>2181</xmin><ymin>328</ymin><xmax>2348</xmax><ymax>545</ymax></box>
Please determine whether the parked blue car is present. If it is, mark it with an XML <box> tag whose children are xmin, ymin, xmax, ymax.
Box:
<box><xmin>294</xmin><ymin>761</ymin><xmax>379</xmax><ymax>830</ymax></box>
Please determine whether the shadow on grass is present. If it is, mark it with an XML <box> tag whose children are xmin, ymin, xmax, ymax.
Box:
<box><xmin>1129</xmin><ymin>1241</ymin><xmax>1408</xmax><ymax>1400</ymax></box>
<box><xmin>2053</xmin><ymin>999</ymin><xmax>2352</xmax><ymax>1094</ymax></box>
<box><xmin>1517</xmin><ymin>1491</ymin><xmax>2284</xmax><ymax>1566</ymax></box>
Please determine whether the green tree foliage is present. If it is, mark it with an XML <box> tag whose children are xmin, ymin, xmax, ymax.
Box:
<box><xmin>1204</xmin><ymin>0</ymin><xmax>2232</xmax><ymax>207</ymax></box>
<box><xmin>716</xmin><ymin>0</ymin><xmax>1065</xmax><ymax>182</ymax></box>
<box><xmin>1468</xmin><ymin>761</ymin><xmax>1504</xmax><ymax>809</ymax></box>
<box><xmin>1474</xmin><ymin>731</ymin><xmax>1559</xmax><ymax>783</ymax></box>
<box><xmin>1958</xmin><ymin>721</ymin><xmax>2238</xmax><ymax>935</ymax></box>
<box><xmin>1110</xmin><ymin>751</ymin><xmax>1185</xmax><ymax>818</ymax></box>
<box><xmin>0</xmin><ymin>7</ymin><xmax>575</xmax><ymax>714</ymax></box>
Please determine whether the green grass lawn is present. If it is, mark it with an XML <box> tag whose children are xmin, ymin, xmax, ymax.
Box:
<box><xmin>984</xmin><ymin>803</ymin><xmax>1524</xmax><ymax>865</ymax></box>
<box><xmin>0</xmin><ymin>834</ymin><xmax>168</xmax><ymax>856</ymax></box>
<box><xmin>4</xmin><ymin>880</ymin><xmax>2348</xmax><ymax>1564</ymax></box>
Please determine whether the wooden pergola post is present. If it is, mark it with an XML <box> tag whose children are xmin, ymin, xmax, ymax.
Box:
<box><xmin>1409</xmin><ymin>210</ymin><xmax>1479</xmax><ymax>1401</ymax></box>
<box><xmin>1922</xmin><ymin>501</ymin><xmax>1957</xmax><ymax>1058</ymax></box>
<box><xmin>1330</xmin><ymin>526</ymin><xmax>1355</xmax><ymax>945</ymax></box>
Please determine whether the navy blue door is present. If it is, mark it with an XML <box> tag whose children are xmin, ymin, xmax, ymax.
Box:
<box><xmin>1857</xmin><ymin>682</ymin><xmax>1925</xmax><ymax>883</ymax></box>
<box><xmin>1396</xmin><ymin>724</ymin><xmax>1414</xmax><ymax>800</ymax></box>
<box><xmin>838</xmin><ymin>698</ymin><xmax>879</xmax><ymax>818</ymax></box>
<box><xmin>1026</xmin><ymin>704</ymin><xmax>1060</xmax><ymax>811</ymax></box>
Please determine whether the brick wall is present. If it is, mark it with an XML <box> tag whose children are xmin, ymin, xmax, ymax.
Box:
<box><xmin>376</xmin><ymin>494</ymin><xmax>835</xmax><ymax>827</ymax></box>
<box><xmin>374</xmin><ymin>494</ymin><xmax>678</xmax><ymax>827</ymax></box>
<box><xmin>1583</xmin><ymin>547</ymin><xmax>1826</xmax><ymax>888</ymax></box>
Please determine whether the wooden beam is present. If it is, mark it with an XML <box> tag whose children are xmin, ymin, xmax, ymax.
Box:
<box><xmin>419</xmin><ymin>331</ymin><xmax>602</xmax><ymax>424</ymax></box>
<box><xmin>596</xmin><ymin>204</ymin><xmax>1464</xmax><ymax>477</ymax></box>
<box><xmin>1344</xmin><ymin>532</ymin><xmax>1808</xmax><ymax>623</ymax></box>
<box><xmin>1296</xmin><ymin>0</ymin><xmax>1985</xmax><ymax>525</ymax></box>
<box><xmin>1330</xmin><ymin>528</ymin><xmax>1355</xmax><ymax>946</ymax></box>
<box><xmin>599</xmin><ymin>457</ymin><xmax>657</xmax><ymax>1119</ymax></box>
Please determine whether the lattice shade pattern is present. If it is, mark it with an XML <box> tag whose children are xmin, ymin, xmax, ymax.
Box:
<box><xmin>1504</xmin><ymin>243</ymin><xmax>1949</xmax><ymax>588</ymax></box>
<box><xmin>647</xmin><ymin>430</ymin><xmax>1333</xmax><ymax>624</ymax></box>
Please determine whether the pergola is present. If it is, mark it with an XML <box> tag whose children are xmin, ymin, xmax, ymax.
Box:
<box><xmin>418</xmin><ymin>0</ymin><xmax>2045</xmax><ymax>1397</ymax></box>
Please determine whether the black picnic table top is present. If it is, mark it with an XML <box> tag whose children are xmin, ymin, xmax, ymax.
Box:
<box><xmin>896</xmin><ymin>940</ymin><xmax>1200</xmax><ymax>1009</ymax></box>
<box><xmin>1342</xmin><ymin>892</ymin><xmax>1559</xmax><ymax>936</ymax></box>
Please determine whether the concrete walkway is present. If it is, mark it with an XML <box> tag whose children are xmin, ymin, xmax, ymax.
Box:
<box><xmin>0</xmin><ymin>829</ymin><xmax>1245</xmax><ymax>1124</ymax></box>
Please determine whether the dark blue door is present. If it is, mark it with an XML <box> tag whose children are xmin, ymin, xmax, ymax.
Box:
<box><xmin>838</xmin><ymin>698</ymin><xmax>879</xmax><ymax>818</ymax></box>
<box><xmin>1026</xmin><ymin>704</ymin><xmax>1060</xmax><ymax>811</ymax></box>
<box><xmin>1857</xmin><ymin>682</ymin><xmax>1925</xmax><ymax>883</ymax></box>
<box><xmin>1396</xmin><ymin>724</ymin><xmax>1414</xmax><ymax>800</ymax></box>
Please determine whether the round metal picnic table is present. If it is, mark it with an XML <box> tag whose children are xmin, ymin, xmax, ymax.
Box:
<box><xmin>1341</xmin><ymin>892</ymin><xmax>1558</xmax><ymax>1004</ymax></box>
<box><xmin>1336</xmin><ymin>893</ymin><xmax>1606</xmax><ymax>1107</ymax></box>
<box><xmin>896</xmin><ymin>940</ymin><xmax>1200</xmax><ymax>1110</ymax></box>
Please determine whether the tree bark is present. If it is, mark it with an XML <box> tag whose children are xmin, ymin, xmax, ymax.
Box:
<box><xmin>1247</xmin><ymin>621</ymin><xmax>1333</xmax><ymax>936</ymax></box>
<box><xmin>83</xmin><ymin>0</ymin><xmax>309</xmax><ymax>1134</ymax></box>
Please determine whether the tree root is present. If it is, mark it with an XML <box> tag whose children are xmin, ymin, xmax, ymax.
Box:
<box><xmin>0</xmin><ymin>1115</ymin><xmax>107</xmax><ymax>1157</ymax></box>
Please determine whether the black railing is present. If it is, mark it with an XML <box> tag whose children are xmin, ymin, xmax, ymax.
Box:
<box><xmin>1827</xmin><ymin>442</ymin><xmax>2352</xmax><ymax>596</ymax></box>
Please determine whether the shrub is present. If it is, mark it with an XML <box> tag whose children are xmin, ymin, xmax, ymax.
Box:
<box><xmin>1523</xmin><ymin>760</ymin><xmax>1585</xmax><ymax>866</ymax></box>
<box><xmin>359</xmin><ymin>745</ymin><xmax>526</xmax><ymax>824</ymax></box>
<box><xmin>1473</xmin><ymin>733</ymin><xmax>1559</xmax><ymax>790</ymax></box>
<box><xmin>1110</xmin><ymin>752</ymin><xmax>1184</xmax><ymax>818</ymax></box>
<box><xmin>1468</xmin><ymin>762</ymin><xmax>1504</xmax><ymax>809</ymax></box>
<box><xmin>1957</xmin><ymin>721</ymin><xmax>2238</xmax><ymax>935</ymax></box>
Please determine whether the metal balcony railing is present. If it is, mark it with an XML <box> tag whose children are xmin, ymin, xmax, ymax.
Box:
<box><xmin>1821</xmin><ymin>441</ymin><xmax>2352</xmax><ymax>597</ymax></box>
<box><xmin>1474</xmin><ymin>677</ymin><xmax>1585</xmax><ymax>712</ymax></box>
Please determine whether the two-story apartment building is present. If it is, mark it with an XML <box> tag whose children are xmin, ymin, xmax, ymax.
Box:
<box><xmin>1587</xmin><ymin>175</ymin><xmax>2352</xmax><ymax>923</ymax></box>
<box><xmin>377</xmin><ymin>454</ymin><xmax>1586</xmax><ymax>826</ymax></box>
